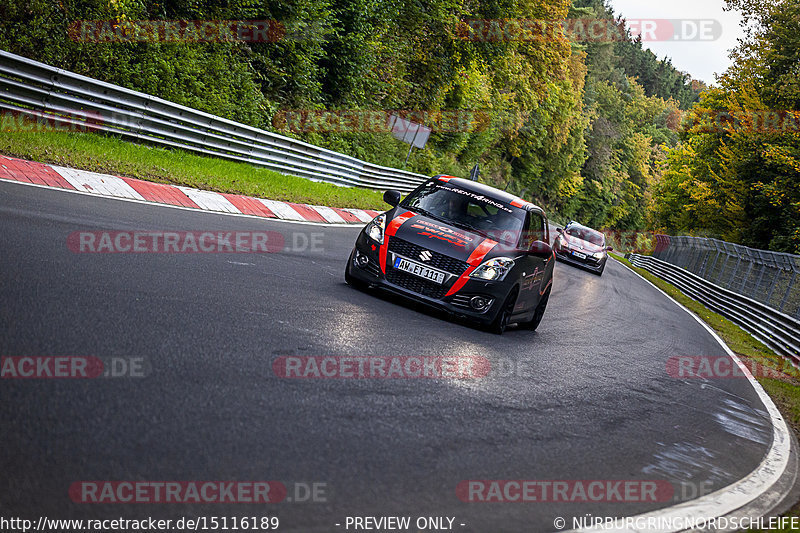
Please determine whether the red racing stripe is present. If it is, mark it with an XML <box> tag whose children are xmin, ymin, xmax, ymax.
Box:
<box><xmin>445</xmin><ymin>238</ymin><xmax>498</xmax><ymax>297</ymax></box>
<box><xmin>379</xmin><ymin>211</ymin><xmax>415</xmax><ymax>274</ymax></box>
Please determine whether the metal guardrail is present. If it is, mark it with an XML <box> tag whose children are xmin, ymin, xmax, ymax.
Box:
<box><xmin>628</xmin><ymin>253</ymin><xmax>800</xmax><ymax>367</ymax></box>
<box><xmin>0</xmin><ymin>50</ymin><xmax>429</xmax><ymax>194</ymax></box>
<box><xmin>653</xmin><ymin>235</ymin><xmax>800</xmax><ymax>319</ymax></box>
<box><xmin>652</xmin><ymin>235</ymin><xmax>800</xmax><ymax>320</ymax></box>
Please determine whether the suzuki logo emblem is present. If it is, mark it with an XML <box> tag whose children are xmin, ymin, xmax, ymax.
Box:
<box><xmin>419</xmin><ymin>250</ymin><xmax>432</xmax><ymax>261</ymax></box>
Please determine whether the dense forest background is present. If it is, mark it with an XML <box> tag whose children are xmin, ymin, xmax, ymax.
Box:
<box><xmin>1</xmin><ymin>0</ymin><xmax>797</xmax><ymax>252</ymax></box>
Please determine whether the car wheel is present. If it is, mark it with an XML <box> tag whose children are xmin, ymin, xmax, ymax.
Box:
<box><xmin>523</xmin><ymin>288</ymin><xmax>550</xmax><ymax>331</ymax></box>
<box><xmin>488</xmin><ymin>288</ymin><xmax>518</xmax><ymax>335</ymax></box>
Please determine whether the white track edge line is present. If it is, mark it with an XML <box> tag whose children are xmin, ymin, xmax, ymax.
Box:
<box><xmin>568</xmin><ymin>257</ymin><xmax>795</xmax><ymax>533</ymax></box>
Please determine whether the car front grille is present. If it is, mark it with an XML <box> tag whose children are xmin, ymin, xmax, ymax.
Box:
<box><xmin>559</xmin><ymin>249</ymin><xmax>600</xmax><ymax>265</ymax></box>
<box><xmin>385</xmin><ymin>270</ymin><xmax>449</xmax><ymax>299</ymax></box>
<box><xmin>387</xmin><ymin>238</ymin><xmax>469</xmax><ymax>275</ymax></box>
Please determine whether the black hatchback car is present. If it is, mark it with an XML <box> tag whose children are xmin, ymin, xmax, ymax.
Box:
<box><xmin>345</xmin><ymin>175</ymin><xmax>555</xmax><ymax>333</ymax></box>
<box><xmin>553</xmin><ymin>221</ymin><xmax>613</xmax><ymax>275</ymax></box>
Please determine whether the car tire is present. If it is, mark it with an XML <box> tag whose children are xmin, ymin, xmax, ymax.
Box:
<box><xmin>488</xmin><ymin>288</ymin><xmax>518</xmax><ymax>335</ymax></box>
<box><xmin>523</xmin><ymin>288</ymin><xmax>550</xmax><ymax>331</ymax></box>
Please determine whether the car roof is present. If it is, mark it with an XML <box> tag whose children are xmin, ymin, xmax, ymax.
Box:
<box><xmin>432</xmin><ymin>175</ymin><xmax>546</xmax><ymax>215</ymax></box>
<box><xmin>566</xmin><ymin>221</ymin><xmax>600</xmax><ymax>232</ymax></box>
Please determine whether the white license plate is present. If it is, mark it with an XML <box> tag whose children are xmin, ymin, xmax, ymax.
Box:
<box><xmin>393</xmin><ymin>257</ymin><xmax>446</xmax><ymax>284</ymax></box>
<box><xmin>572</xmin><ymin>251</ymin><xmax>587</xmax><ymax>260</ymax></box>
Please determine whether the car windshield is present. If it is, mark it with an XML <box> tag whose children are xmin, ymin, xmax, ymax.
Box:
<box><xmin>402</xmin><ymin>181</ymin><xmax>525</xmax><ymax>246</ymax></box>
<box><xmin>566</xmin><ymin>226</ymin><xmax>605</xmax><ymax>246</ymax></box>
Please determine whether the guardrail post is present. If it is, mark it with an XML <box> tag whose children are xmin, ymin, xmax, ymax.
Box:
<box><xmin>754</xmin><ymin>261</ymin><xmax>768</xmax><ymax>300</ymax></box>
<box><xmin>782</xmin><ymin>270</ymin><xmax>797</xmax><ymax>313</ymax></box>
<box><xmin>697</xmin><ymin>238</ymin><xmax>712</xmax><ymax>277</ymax></box>
<box><xmin>725</xmin><ymin>246</ymin><xmax>742</xmax><ymax>289</ymax></box>
<box><xmin>679</xmin><ymin>237</ymin><xmax>691</xmax><ymax>268</ymax></box>
<box><xmin>698</xmin><ymin>250</ymin><xmax>708</xmax><ymax>277</ymax></box>
<box><xmin>687</xmin><ymin>238</ymin><xmax>697</xmax><ymax>270</ymax></box>
<box><xmin>715</xmin><ymin>254</ymin><xmax>729</xmax><ymax>285</ymax></box>
<box><xmin>706</xmin><ymin>240</ymin><xmax>722</xmax><ymax>283</ymax></box>
<box><xmin>764</xmin><ymin>268</ymin><xmax>779</xmax><ymax>306</ymax></box>
<box><xmin>695</xmin><ymin>239</ymin><xmax>710</xmax><ymax>276</ymax></box>
<box><xmin>739</xmin><ymin>257</ymin><xmax>755</xmax><ymax>293</ymax></box>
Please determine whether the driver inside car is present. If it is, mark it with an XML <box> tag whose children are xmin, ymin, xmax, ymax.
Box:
<box><xmin>436</xmin><ymin>195</ymin><xmax>467</xmax><ymax>222</ymax></box>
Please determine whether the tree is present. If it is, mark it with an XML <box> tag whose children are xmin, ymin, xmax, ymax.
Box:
<box><xmin>651</xmin><ymin>0</ymin><xmax>800</xmax><ymax>253</ymax></box>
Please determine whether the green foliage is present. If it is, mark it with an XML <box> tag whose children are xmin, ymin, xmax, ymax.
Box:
<box><xmin>651</xmin><ymin>0</ymin><xmax>800</xmax><ymax>253</ymax></box>
<box><xmin>0</xmin><ymin>0</ymin><xmax>276</xmax><ymax>126</ymax></box>
<box><xmin>560</xmin><ymin>7</ymin><xmax>683</xmax><ymax>230</ymax></box>
<box><xmin>507</xmin><ymin>0</ymin><xmax>689</xmax><ymax>231</ymax></box>
<box><xmin>571</xmin><ymin>0</ymin><xmax>704</xmax><ymax>109</ymax></box>
<box><xmin>0</xmin><ymin>0</ymin><xmax>700</xmax><ymax>233</ymax></box>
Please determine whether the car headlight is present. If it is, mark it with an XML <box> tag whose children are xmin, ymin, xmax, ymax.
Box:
<box><xmin>592</xmin><ymin>251</ymin><xmax>605</xmax><ymax>259</ymax></box>
<box><xmin>469</xmin><ymin>257</ymin><xmax>515</xmax><ymax>281</ymax></box>
<box><xmin>365</xmin><ymin>214</ymin><xmax>386</xmax><ymax>244</ymax></box>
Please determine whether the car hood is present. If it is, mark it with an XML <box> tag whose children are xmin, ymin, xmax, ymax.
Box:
<box><xmin>390</xmin><ymin>211</ymin><xmax>502</xmax><ymax>262</ymax></box>
<box><xmin>561</xmin><ymin>234</ymin><xmax>604</xmax><ymax>252</ymax></box>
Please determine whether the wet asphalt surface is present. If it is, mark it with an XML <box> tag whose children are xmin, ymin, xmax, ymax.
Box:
<box><xmin>0</xmin><ymin>180</ymin><xmax>774</xmax><ymax>532</ymax></box>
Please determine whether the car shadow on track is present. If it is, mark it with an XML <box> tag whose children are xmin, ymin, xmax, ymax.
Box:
<box><xmin>339</xmin><ymin>281</ymin><xmax>539</xmax><ymax>336</ymax></box>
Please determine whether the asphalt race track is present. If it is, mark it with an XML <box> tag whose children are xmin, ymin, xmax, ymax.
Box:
<box><xmin>0</xmin><ymin>180</ymin><xmax>779</xmax><ymax>532</ymax></box>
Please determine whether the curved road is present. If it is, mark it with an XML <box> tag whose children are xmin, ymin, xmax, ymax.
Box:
<box><xmin>0</xmin><ymin>180</ymin><xmax>778</xmax><ymax>531</ymax></box>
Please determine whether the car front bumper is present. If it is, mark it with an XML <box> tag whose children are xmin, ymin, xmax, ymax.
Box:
<box><xmin>346</xmin><ymin>233</ymin><xmax>513</xmax><ymax>325</ymax></box>
<box><xmin>555</xmin><ymin>248</ymin><xmax>606</xmax><ymax>271</ymax></box>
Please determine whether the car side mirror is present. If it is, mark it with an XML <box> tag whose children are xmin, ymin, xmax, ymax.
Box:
<box><xmin>383</xmin><ymin>190</ymin><xmax>402</xmax><ymax>207</ymax></box>
<box><xmin>527</xmin><ymin>240</ymin><xmax>552</xmax><ymax>258</ymax></box>
<box><xmin>606</xmin><ymin>246</ymin><xmax>613</xmax><ymax>251</ymax></box>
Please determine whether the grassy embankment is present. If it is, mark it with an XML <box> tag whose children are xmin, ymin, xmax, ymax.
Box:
<box><xmin>0</xmin><ymin>128</ymin><xmax>387</xmax><ymax>210</ymax></box>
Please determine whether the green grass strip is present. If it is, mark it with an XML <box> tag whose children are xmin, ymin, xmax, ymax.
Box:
<box><xmin>0</xmin><ymin>129</ymin><xmax>387</xmax><ymax>210</ymax></box>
